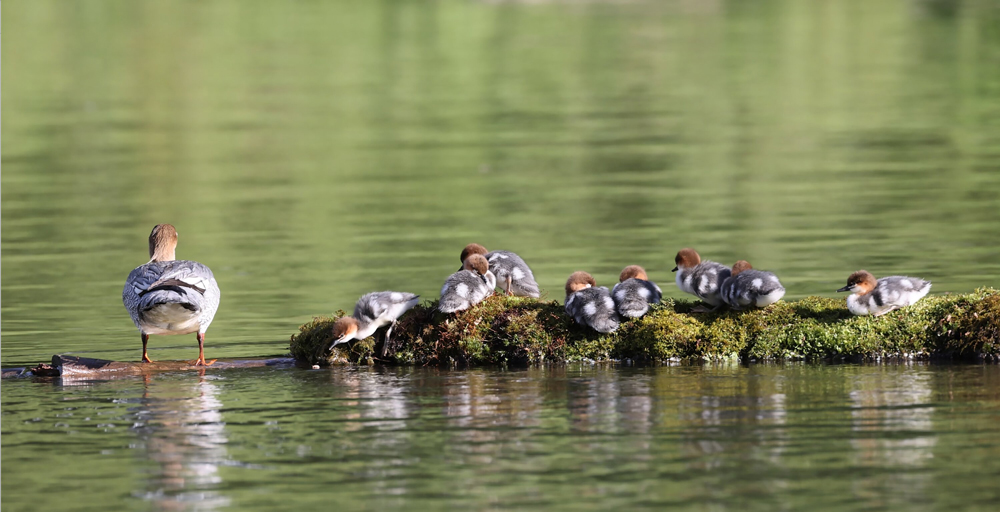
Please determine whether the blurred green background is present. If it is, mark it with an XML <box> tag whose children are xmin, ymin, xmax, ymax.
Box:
<box><xmin>4</xmin><ymin>0</ymin><xmax>999</xmax><ymax>364</ymax></box>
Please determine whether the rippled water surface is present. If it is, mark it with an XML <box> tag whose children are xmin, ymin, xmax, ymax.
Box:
<box><xmin>5</xmin><ymin>364</ymin><xmax>1000</xmax><ymax>511</ymax></box>
<box><xmin>4</xmin><ymin>0</ymin><xmax>1000</xmax><ymax>510</ymax></box>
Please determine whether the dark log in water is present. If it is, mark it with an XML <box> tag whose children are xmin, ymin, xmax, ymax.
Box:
<box><xmin>25</xmin><ymin>355</ymin><xmax>297</xmax><ymax>378</ymax></box>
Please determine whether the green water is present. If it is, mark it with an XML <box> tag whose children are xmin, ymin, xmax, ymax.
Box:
<box><xmin>4</xmin><ymin>364</ymin><xmax>1000</xmax><ymax>511</ymax></box>
<box><xmin>3</xmin><ymin>0</ymin><xmax>1000</xmax><ymax>509</ymax></box>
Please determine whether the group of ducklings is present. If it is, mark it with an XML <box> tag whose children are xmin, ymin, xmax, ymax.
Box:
<box><xmin>123</xmin><ymin>226</ymin><xmax>932</xmax><ymax>365</ymax></box>
<box><xmin>330</xmin><ymin>244</ymin><xmax>933</xmax><ymax>349</ymax></box>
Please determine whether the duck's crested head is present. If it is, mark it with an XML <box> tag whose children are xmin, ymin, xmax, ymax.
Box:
<box><xmin>148</xmin><ymin>224</ymin><xmax>178</xmax><ymax>262</ymax></box>
<box><xmin>565</xmin><ymin>271</ymin><xmax>596</xmax><ymax>296</ymax></box>
<box><xmin>460</xmin><ymin>243</ymin><xmax>489</xmax><ymax>263</ymax></box>
<box><xmin>672</xmin><ymin>248</ymin><xmax>701</xmax><ymax>271</ymax></box>
<box><xmin>731</xmin><ymin>260</ymin><xmax>753</xmax><ymax>277</ymax></box>
<box><xmin>619</xmin><ymin>265</ymin><xmax>648</xmax><ymax>282</ymax></box>
<box><xmin>462</xmin><ymin>253</ymin><xmax>490</xmax><ymax>275</ymax></box>
<box><xmin>331</xmin><ymin>317</ymin><xmax>360</xmax><ymax>342</ymax></box>
<box><xmin>837</xmin><ymin>270</ymin><xmax>877</xmax><ymax>294</ymax></box>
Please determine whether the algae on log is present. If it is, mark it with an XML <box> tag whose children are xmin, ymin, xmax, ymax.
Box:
<box><xmin>290</xmin><ymin>289</ymin><xmax>1000</xmax><ymax>367</ymax></box>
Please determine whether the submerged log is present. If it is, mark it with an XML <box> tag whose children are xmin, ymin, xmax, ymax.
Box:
<box><xmin>291</xmin><ymin>288</ymin><xmax>1000</xmax><ymax>367</ymax></box>
<box><xmin>28</xmin><ymin>355</ymin><xmax>296</xmax><ymax>378</ymax></box>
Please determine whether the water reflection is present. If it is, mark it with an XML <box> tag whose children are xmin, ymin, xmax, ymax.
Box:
<box><xmin>849</xmin><ymin>365</ymin><xmax>936</xmax><ymax>501</ymax></box>
<box><xmin>132</xmin><ymin>373</ymin><xmax>231</xmax><ymax>511</ymax></box>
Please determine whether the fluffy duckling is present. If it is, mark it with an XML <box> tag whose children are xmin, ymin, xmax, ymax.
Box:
<box><xmin>611</xmin><ymin>265</ymin><xmax>662</xmax><ymax>318</ymax></box>
<box><xmin>837</xmin><ymin>270</ymin><xmax>931</xmax><ymax>316</ymax></box>
<box><xmin>123</xmin><ymin>224</ymin><xmax>221</xmax><ymax>366</ymax></box>
<box><xmin>564</xmin><ymin>271</ymin><xmax>619</xmax><ymax>333</ymax></box>
<box><xmin>439</xmin><ymin>254</ymin><xmax>497</xmax><ymax>313</ymax></box>
<box><xmin>460</xmin><ymin>243</ymin><xmax>540</xmax><ymax>298</ymax></box>
<box><xmin>720</xmin><ymin>260</ymin><xmax>785</xmax><ymax>310</ymax></box>
<box><xmin>672</xmin><ymin>248</ymin><xmax>731</xmax><ymax>309</ymax></box>
<box><xmin>323</xmin><ymin>291</ymin><xmax>420</xmax><ymax>356</ymax></box>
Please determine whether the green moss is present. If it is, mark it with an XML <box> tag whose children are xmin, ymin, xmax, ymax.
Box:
<box><xmin>290</xmin><ymin>289</ymin><xmax>1000</xmax><ymax>366</ymax></box>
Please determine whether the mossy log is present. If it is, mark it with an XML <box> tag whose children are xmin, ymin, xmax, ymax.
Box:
<box><xmin>26</xmin><ymin>355</ymin><xmax>297</xmax><ymax>378</ymax></box>
<box><xmin>291</xmin><ymin>288</ymin><xmax>1000</xmax><ymax>367</ymax></box>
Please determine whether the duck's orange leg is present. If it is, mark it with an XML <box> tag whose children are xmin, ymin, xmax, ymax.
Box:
<box><xmin>188</xmin><ymin>333</ymin><xmax>217</xmax><ymax>366</ymax></box>
<box><xmin>141</xmin><ymin>333</ymin><xmax>154</xmax><ymax>363</ymax></box>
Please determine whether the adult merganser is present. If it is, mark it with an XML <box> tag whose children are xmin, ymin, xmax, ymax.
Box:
<box><xmin>611</xmin><ymin>265</ymin><xmax>662</xmax><ymax>318</ymax></box>
<box><xmin>460</xmin><ymin>243</ymin><xmax>540</xmax><ymax>298</ymax></box>
<box><xmin>672</xmin><ymin>248</ymin><xmax>730</xmax><ymax>309</ymax></box>
<box><xmin>564</xmin><ymin>271</ymin><xmax>619</xmax><ymax>333</ymax></box>
<box><xmin>439</xmin><ymin>253</ymin><xmax>497</xmax><ymax>313</ymax></box>
<box><xmin>837</xmin><ymin>270</ymin><xmax>931</xmax><ymax>316</ymax></box>
<box><xmin>122</xmin><ymin>224</ymin><xmax>221</xmax><ymax>365</ymax></box>
<box><xmin>719</xmin><ymin>260</ymin><xmax>785</xmax><ymax>310</ymax></box>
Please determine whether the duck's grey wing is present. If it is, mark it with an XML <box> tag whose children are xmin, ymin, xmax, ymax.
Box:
<box><xmin>692</xmin><ymin>262</ymin><xmax>730</xmax><ymax>305</ymax></box>
<box><xmin>124</xmin><ymin>260</ymin><xmax>220</xmax><ymax>330</ymax></box>
<box><xmin>612</xmin><ymin>279</ymin><xmax>659</xmax><ymax>318</ymax></box>
<box><xmin>568</xmin><ymin>287</ymin><xmax>619</xmax><ymax>333</ymax></box>
<box><xmin>487</xmin><ymin>251</ymin><xmax>540</xmax><ymax>297</ymax></box>
<box><xmin>355</xmin><ymin>291</ymin><xmax>420</xmax><ymax>323</ymax></box>
<box><xmin>439</xmin><ymin>271</ymin><xmax>491</xmax><ymax>313</ymax></box>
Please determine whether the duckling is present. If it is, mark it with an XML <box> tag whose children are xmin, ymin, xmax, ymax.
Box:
<box><xmin>323</xmin><ymin>291</ymin><xmax>420</xmax><ymax>355</ymax></box>
<box><xmin>719</xmin><ymin>260</ymin><xmax>785</xmax><ymax>310</ymax></box>
<box><xmin>460</xmin><ymin>243</ymin><xmax>540</xmax><ymax>298</ymax></box>
<box><xmin>439</xmin><ymin>253</ymin><xmax>497</xmax><ymax>313</ymax></box>
<box><xmin>672</xmin><ymin>248</ymin><xmax>731</xmax><ymax>310</ymax></box>
<box><xmin>123</xmin><ymin>224</ymin><xmax>221</xmax><ymax>366</ymax></box>
<box><xmin>837</xmin><ymin>270</ymin><xmax>931</xmax><ymax>316</ymax></box>
<box><xmin>611</xmin><ymin>265</ymin><xmax>662</xmax><ymax>318</ymax></box>
<box><xmin>565</xmin><ymin>271</ymin><xmax>619</xmax><ymax>333</ymax></box>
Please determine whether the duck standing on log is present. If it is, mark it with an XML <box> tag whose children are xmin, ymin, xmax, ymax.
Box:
<box><xmin>439</xmin><ymin>254</ymin><xmax>496</xmax><ymax>313</ymax></box>
<box><xmin>672</xmin><ymin>248</ymin><xmax>731</xmax><ymax>312</ymax></box>
<box><xmin>323</xmin><ymin>291</ymin><xmax>420</xmax><ymax>356</ymax></box>
<box><xmin>122</xmin><ymin>224</ymin><xmax>220</xmax><ymax>366</ymax></box>
<box><xmin>565</xmin><ymin>271</ymin><xmax>619</xmax><ymax>333</ymax></box>
<box><xmin>837</xmin><ymin>270</ymin><xmax>931</xmax><ymax>316</ymax></box>
<box><xmin>460</xmin><ymin>243</ymin><xmax>540</xmax><ymax>297</ymax></box>
<box><xmin>611</xmin><ymin>265</ymin><xmax>662</xmax><ymax>318</ymax></box>
<box><xmin>720</xmin><ymin>260</ymin><xmax>785</xmax><ymax>310</ymax></box>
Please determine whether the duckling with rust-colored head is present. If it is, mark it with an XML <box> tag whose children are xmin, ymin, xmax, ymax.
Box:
<box><xmin>459</xmin><ymin>243</ymin><xmax>540</xmax><ymax>298</ymax></box>
<box><xmin>611</xmin><ymin>265</ymin><xmax>662</xmax><ymax>318</ymax></box>
<box><xmin>837</xmin><ymin>270</ymin><xmax>930</xmax><ymax>316</ymax></box>
<box><xmin>439</xmin><ymin>254</ymin><xmax>497</xmax><ymax>313</ymax></box>
<box><xmin>564</xmin><ymin>271</ymin><xmax>619</xmax><ymax>333</ymax></box>
<box><xmin>672</xmin><ymin>248</ymin><xmax>731</xmax><ymax>309</ymax></box>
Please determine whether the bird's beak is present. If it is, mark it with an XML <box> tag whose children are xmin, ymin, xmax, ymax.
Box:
<box><xmin>671</xmin><ymin>266</ymin><xmax>678</xmax><ymax>272</ymax></box>
<box><xmin>836</xmin><ymin>285</ymin><xmax>851</xmax><ymax>293</ymax></box>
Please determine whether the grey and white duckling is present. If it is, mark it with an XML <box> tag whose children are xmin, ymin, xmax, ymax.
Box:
<box><xmin>460</xmin><ymin>243</ymin><xmax>540</xmax><ymax>298</ymax></box>
<box><xmin>611</xmin><ymin>265</ymin><xmax>662</xmax><ymax>318</ymax></box>
<box><xmin>672</xmin><ymin>248</ymin><xmax>731</xmax><ymax>311</ymax></box>
<box><xmin>325</xmin><ymin>291</ymin><xmax>420</xmax><ymax>355</ymax></box>
<box><xmin>439</xmin><ymin>254</ymin><xmax>497</xmax><ymax>313</ymax></box>
<box><xmin>122</xmin><ymin>224</ymin><xmax>221</xmax><ymax>365</ymax></box>
<box><xmin>720</xmin><ymin>260</ymin><xmax>785</xmax><ymax>310</ymax></box>
<box><xmin>837</xmin><ymin>270</ymin><xmax>931</xmax><ymax>316</ymax></box>
<box><xmin>565</xmin><ymin>271</ymin><xmax>619</xmax><ymax>333</ymax></box>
